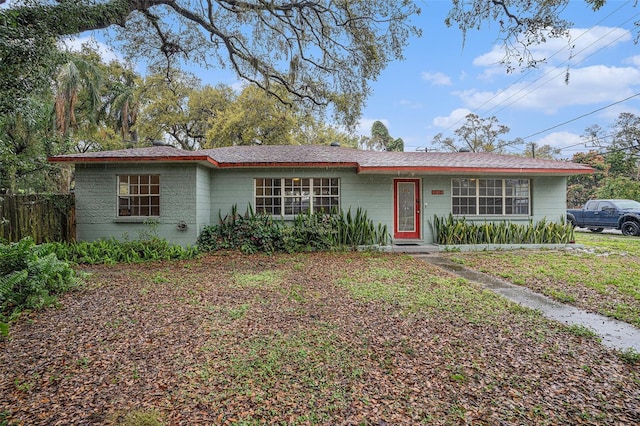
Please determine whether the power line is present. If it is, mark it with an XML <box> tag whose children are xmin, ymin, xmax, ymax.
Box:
<box><xmin>521</xmin><ymin>92</ymin><xmax>640</xmax><ymax>140</ymax></box>
<box><xmin>434</xmin><ymin>1</ymin><xmax>635</xmax><ymax>137</ymax></box>
<box><xmin>485</xmin><ymin>3</ymin><xmax>634</xmax><ymax>117</ymax></box>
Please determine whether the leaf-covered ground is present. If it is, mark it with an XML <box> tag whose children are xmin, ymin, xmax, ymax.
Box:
<box><xmin>1</xmin><ymin>252</ymin><xmax>639</xmax><ymax>425</ymax></box>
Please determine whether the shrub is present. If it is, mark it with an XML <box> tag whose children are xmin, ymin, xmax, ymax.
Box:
<box><xmin>430</xmin><ymin>214</ymin><xmax>574</xmax><ymax>245</ymax></box>
<box><xmin>43</xmin><ymin>237</ymin><xmax>199</xmax><ymax>264</ymax></box>
<box><xmin>198</xmin><ymin>206</ymin><xmax>390</xmax><ymax>254</ymax></box>
<box><xmin>197</xmin><ymin>205</ymin><xmax>284</xmax><ymax>254</ymax></box>
<box><xmin>0</xmin><ymin>238</ymin><xmax>82</xmax><ymax>332</ymax></box>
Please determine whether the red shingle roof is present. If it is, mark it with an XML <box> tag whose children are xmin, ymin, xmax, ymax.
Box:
<box><xmin>48</xmin><ymin>145</ymin><xmax>593</xmax><ymax>175</ymax></box>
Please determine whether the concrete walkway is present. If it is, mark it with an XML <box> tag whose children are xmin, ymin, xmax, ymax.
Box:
<box><xmin>413</xmin><ymin>254</ymin><xmax>640</xmax><ymax>352</ymax></box>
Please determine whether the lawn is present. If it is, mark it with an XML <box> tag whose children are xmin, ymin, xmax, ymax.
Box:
<box><xmin>1</xmin><ymin>251</ymin><xmax>639</xmax><ymax>425</ymax></box>
<box><xmin>446</xmin><ymin>232</ymin><xmax>640</xmax><ymax>327</ymax></box>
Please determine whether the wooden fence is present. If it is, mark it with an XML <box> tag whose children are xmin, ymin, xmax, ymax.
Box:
<box><xmin>0</xmin><ymin>194</ymin><xmax>75</xmax><ymax>244</ymax></box>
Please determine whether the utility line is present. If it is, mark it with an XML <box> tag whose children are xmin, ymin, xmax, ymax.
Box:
<box><xmin>521</xmin><ymin>92</ymin><xmax>640</xmax><ymax>140</ymax></box>
<box><xmin>485</xmin><ymin>18</ymin><xmax>638</xmax><ymax>119</ymax></box>
<box><xmin>434</xmin><ymin>1</ymin><xmax>635</xmax><ymax>137</ymax></box>
<box><xmin>481</xmin><ymin>2</ymin><xmax>637</xmax><ymax>119</ymax></box>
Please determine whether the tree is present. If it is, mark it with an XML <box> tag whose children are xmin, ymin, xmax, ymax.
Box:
<box><xmin>0</xmin><ymin>42</ymin><xmax>143</xmax><ymax>193</ymax></box>
<box><xmin>567</xmin><ymin>115</ymin><xmax>640</xmax><ymax>204</ymax></box>
<box><xmin>1</xmin><ymin>0</ymin><xmax>421</xmax><ymax>128</ymax></box>
<box><xmin>359</xmin><ymin>121</ymin><xmax>404</xmax><ymax>152</ymax></box>
<box><xmin>53</xmin><ymin>52</ymin><xmax>103</xmax><ymax>139</ymax></box>
<box><xmin>596</xmin><ymin>177</ymin><xmax>640</xmax><ymax>200</ymax></box>
<box><xmin>136</xmin><ymin>68</ymin><xmax>228</xmax><ymax>150</ymax></box>
<box><xmin>101</xmin><ymin>60</ymin><xmax>143</xmax><ymax>148</ymax></box>
<box><xmin>431</xmin><ymin>113</ymin><xmax>522</xmax><ymax>153</ymax></box>
<box><xmin>204</xmin><ymin>84</ymin><xmax>357</xmax><ymax>148</ymax></box>
<box><xmin>445</xmin><ymin>0</ymin><xmax>612</xmax><ymax>72</ymax></box>
<box><xmin>566</xmin><ymin>151</ymin><xmax>609</xmax><ymax>207</ymax></box>
<box><xmin>524</xmin><ymin>143</ymin><xmax>561</xmax><ymax>159</ymax></box>
<box><xmin>584</xmin><ymin>114</ymin><xmax>640</xmax><ymax>179</ymax></box>
<box><xmin>2</xmin><ymin>1</ymin><xmax>619</xmax><ymax>127</ymax></box>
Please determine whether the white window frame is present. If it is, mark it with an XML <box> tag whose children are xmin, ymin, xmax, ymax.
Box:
<box><xmin>452</xmin><ymin>178</ymin><xmax>530</xmax><ymax>216</ymax></box>
<box><xmin>254</xmin><ymin>178</ymin><xmax>340</xmax><ymax>216</ymax></box>
<box><xmin>117</xmin><ymin>175</ymin><xmax>160</xmax><ymax>217</ymax></box>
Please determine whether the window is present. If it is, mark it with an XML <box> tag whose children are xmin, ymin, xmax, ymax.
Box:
<box><xmin>118</xmin><ymin>175</ymin><xmax>160</xmax><ymax>217</ymax></box>
<box><xmin>452</xmin><ymin>178</ymin><xmax>529</xmax><ymax>216</ymax></box>
<box><xmin>255</xmin><ymin>178</ymin><xmax>339</xmax><ymax>215</ymax></box>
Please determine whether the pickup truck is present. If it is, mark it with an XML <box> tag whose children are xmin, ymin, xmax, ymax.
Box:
<box><xmin>567</xmin><ymin>199</ymin><xmax>640</xmax><ymax>236</ymax></box>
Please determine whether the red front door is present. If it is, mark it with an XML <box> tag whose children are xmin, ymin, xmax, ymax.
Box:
<box><xmin>393</xmin><ymin>179</ymin><xmax>421</xmax><ymax>240</ymax></box>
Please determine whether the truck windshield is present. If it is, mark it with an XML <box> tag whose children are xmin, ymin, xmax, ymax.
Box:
<box><xmin>614</xmin><ymin>200</ymin><xmax>640</xmax><ymax>210</ymax></box>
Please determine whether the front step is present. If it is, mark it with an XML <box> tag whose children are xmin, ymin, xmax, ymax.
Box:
<box><xmin>384</xmin><ymin>243</ymin><xmax>440</xmax><ymax>253</ymax></box>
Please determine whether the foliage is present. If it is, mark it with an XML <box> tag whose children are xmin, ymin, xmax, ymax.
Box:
<box><xmin>596</xmin><ymin>176</ymin><xmax>640</xmax><ymax>200</ymax></box>
<box><xmin>197</xmin><ymin>206</ymin><xmax>389</xmax><ymax>254</ymax></box>
<box><xmin>4</xmin><ymin>1</ymin><xmax>607</xmax><ymax>128</ymax></box>
<box><xmin>137</xmin><ymin>68</ymin><xmax>228</xmax><ymax>150</ymax></box>
<box><xmin>286</xmin><ymin>208</ymin><xmax>390</xmax><ymax>251</ymax></box>
<box><xmin>569</xmin><ymin>114</ymin><xmax>640</xmax><ymax>206</ymax></box>
<box><xmin>523</xmin><ymin>143</ymin><xmax>561</xmax><ymax>159</ymax></box>
<box><xmin>2</xmin><ymin>0</ymin><xmax>422</xmax><ymax>129</ymax></box>
<box><xmin>0</xmin><ymin>237</ymin><xmax>81</xmax><ymax>330</ymax></box>
<box><xmin>0</xmin><ymin>1</ymin><xmax>62</xmax><ymax>116</ymax></box>
<box><xmin>566</xmin><ymin>151</ymin><xmax>609</xmax><ymax>207</ymax></box>
<box><xmin>43</xmin><ymin>237</ymin><xmax>199</xmax><ymax>265</ymax></box>
<box><xmin>430</xmin><ymin>113</ymin><xmax>523</xmax><ymax>153</ymax></box>
<box><xmin>617</xmin><ymin>348</ymin><xmax>640</xmax><ymax>365</ymax></box>
<box><xmin>202</xmin><ymin>84</ymin><xmax>358</xmax><ymax>148</ymax></box>
<box><xmin>431</xmin><ymin>214</ymin><xmax>574</xmax><ymax>245</ymax></box>
<box><xmin>359</xmin><ymin>120</ymin><xmax>404</xmax><ymax>152</ymax></box>
<box><xmin>197</xmin><ymin>205</ymin><xmax>285</xmax><ymax>254</ymax></box>
<box><xmin>445</xmin><ymin>0</ymin><xmax>609</xmax><ymax>72</ymax></box>
<box><xmin>0</xmin><ymin>42</ymin><xmax>142</xmax><ymax>194</ymax></box>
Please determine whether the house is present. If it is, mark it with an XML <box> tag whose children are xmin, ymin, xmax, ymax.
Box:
<box><xmin>48</xmin><ymin>144</ymin><xmax>593</xmax><ymax>247</ymax></box>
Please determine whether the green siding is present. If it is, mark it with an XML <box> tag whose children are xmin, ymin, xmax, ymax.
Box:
<box><xmin>209</xmin><ymin>168</ymin><xmax>394</xmax><ymax>232</ymax></box>
<box><xmin>195</xmin><ymin>165</ymin><xmax>212</xmax><ymax>237</ymax></box>
<box><xmin>74</xmin><ymin>163</ymin><xmax>570</xmax><ymax>246</ymax></box>
<box><xmin>74</xmin><ymin>163</ymin><xmax>201</xmax><ymax>246</ymax></box>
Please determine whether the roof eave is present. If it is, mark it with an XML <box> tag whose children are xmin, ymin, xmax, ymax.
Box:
<box><xmin>48</xmin><ymin>155</ymin><xmax>220</xmax><ymax>168</ymax></box>
<box><xmin>214</xmin><ymin>161</ymin><xmax>359</xmax><ymax>169</ymax></box>
<box><xmin>356</xmin><ymin>166</ymin><xmax>594</xmax><ymax>176</ymax></box>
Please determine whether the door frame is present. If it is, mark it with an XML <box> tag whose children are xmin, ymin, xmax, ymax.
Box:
<box><xmin>393</xmin><ymin>178</ymin><xmax>421</xmax><ymax>240</ymax></box>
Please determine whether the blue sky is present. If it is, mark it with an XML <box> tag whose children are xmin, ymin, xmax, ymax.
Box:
<box><xmin>10</xmin><ymin>0</ymin><xmax>640</xmax><ymax>157</ymax></box>
<box><xmin>360</xmin><ymin>0</ymin><xmax>640</xmax><ymax>156</ymax></box>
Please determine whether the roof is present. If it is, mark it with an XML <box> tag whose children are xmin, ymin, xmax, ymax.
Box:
<box><xmin>48</xmin><ymin>145</ymin><xmax>594</xmax><ymax>176</ymax></box>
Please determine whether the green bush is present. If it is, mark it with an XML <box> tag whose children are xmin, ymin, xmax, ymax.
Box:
<box><xmin>43</xmin><ymin>237</ymin><xmax>200</xmax><ymax>264</ymax></box>
<box><xmin>198</xmin><ymin>206</ymin><xmax>390</xmax><ymax>254</ymax></box>
<box><xmin>0</xmin><ymin>238</ymin><xmax>82</xmax><ymax>331</ymax></box>
<box><xmin>197</xmin><ymin>205</ymin><xmax>284</xmax><ymax>254</ymax></box>
<box><xmin>430</xmin><ymin>214</ymin><xmax>574</xmax><ymax>245</ymax></box>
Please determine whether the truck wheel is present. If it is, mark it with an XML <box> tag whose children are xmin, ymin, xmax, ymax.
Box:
<box><xmin>588</xmin><ymin>228</ymin><xmax>604</xmax><ymax>233</ymax></box>
<box><xmin>621</xmin><ymin>221</ymin><xmax>640</xmax><ymax>236</ymax></box>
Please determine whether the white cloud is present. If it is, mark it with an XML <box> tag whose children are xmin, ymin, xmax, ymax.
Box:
<box><xmin>624</xmin><ymin>55</ymin><xmax>640</xmax><ymax>67</ymax></box>
<box><xmin>538</xmin><ymin>26</ymin><xmax>631</xmax><ymax>65</ymax></box>
<box><xmin>455</xmin><ymin>64</ymin><xmax>640</xmax><ymax>114</ymax></box>
<box><xmin>421</xmin><ymin>71</ymin><xmax>452</xmax><ymax>86</ymax></box>
<box><xmin>432</xmin><ymin>108</ymin><xmax>471</xmax><ymax>128</ymax></box>
<box><xmin>356</xmin><ymin>118</ymin><xmax>390</xmax><ymax>136</ymax></box>
<box><xmin>59</xmin><ymin>36</ymin><xmax>122</xmax><ymax>64</ymax></box>
<box><xmin>473</xmin><ymin>26</ymin><xmax>631</xmax><ymax>70</ymax></box>
<box><xmin>534</xmin><ymin>131</ymin><xmax>583</xmax><ymax>150</ymax></box>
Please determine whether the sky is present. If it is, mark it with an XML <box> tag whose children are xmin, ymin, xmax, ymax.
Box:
<box><xmin>8</xmin><ymin>0</ymin><xmax>640</xmax><ymax>157</ymax></box>
<box><xmin>358</xmin><ymin>0</ymin><xmax>640</xmax><ymax>157</ymax></box>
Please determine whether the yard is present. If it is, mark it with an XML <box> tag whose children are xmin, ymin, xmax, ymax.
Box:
<box><xmin>1</xmin><ymin>239</ymin><xmax>639</xmax><ymax>424</ymax></box>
